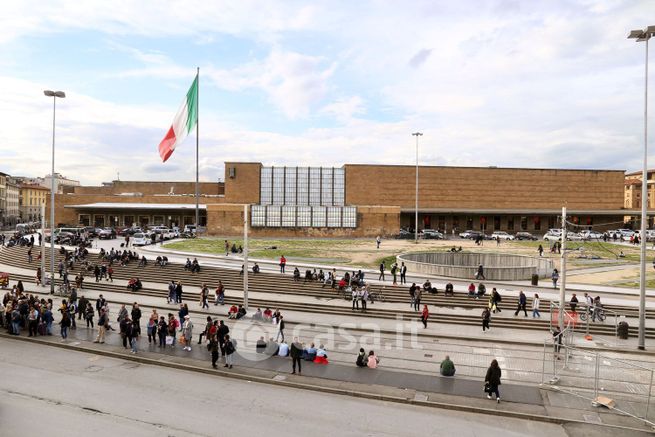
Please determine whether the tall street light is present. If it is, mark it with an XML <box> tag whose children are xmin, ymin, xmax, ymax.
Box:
<box><xmin>628</xmin><ymin>25</ymin><xmax>654</xmax><ymax>350</ymax></box>
<box><xmin>412</xmin><ymin>132</ymin><xmax>423</xmax><ymax>243</ymax></box>
<box><xmin>44</xmin><ymin>90</ymin><xmax>65</xmax><ymax>295</ymax></box>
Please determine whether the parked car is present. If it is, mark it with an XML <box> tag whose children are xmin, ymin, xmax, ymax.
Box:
<box><xmin>395</xmin><ymin>229</ymin><xmax>414</xmax><ymax>239</ymax></box>
<box><xmin>617</xmin><ymin>228</ymin><xmax>635</xmax><ymax>239</ymax></box>
<box><xmin>459</xmin><ymin>230</ymin><xmax>481</xmax><ymax>239</ymax></box>
<box><xmin>580</xmin><ymin>230</ymin><xmax>603</xmax><ymax>240</ymax></box>
<box><xmin>515</xmin><ymin>232</ymin><xmax>538</xmax><ymax>241</ymax></box>
<box><xmin>421</xmin><ymin>229</ymin><xmax>445</xmax><ymax>239</ymax></box>
<box><xmin>491</xmin><ymin>231</ymin><xmax>514</xmax><ymax>240</ymax></box>
<box><xmin>543</xmin><ymin>231</ymin><xmax>562</xmax><ymax>242</ymax></box>
<box><xmin>566</xmin><ymin>232</ymin><xmax>583</xmax><ymax>241</ymax></box>
<box><xmin>132</xmin><ymin>232</ymin><xmax>150</xmax><ymax>246</ymax></box>
<box><xmin>97</xmin><ymin>227</ymin><xmax>116</xmax><ymax>239</ymax></box>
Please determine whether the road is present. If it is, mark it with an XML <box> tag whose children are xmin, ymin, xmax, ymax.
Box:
<box><xmin>0</xmin><ymin>338</ymin><xmax>567</xmax><ymax>437</ymax></box>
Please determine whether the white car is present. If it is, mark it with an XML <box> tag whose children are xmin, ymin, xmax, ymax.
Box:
<box><xmin>132</xmin><ymin>232</ymin><xmax>150</xmax><ymax>246</ymax></box>
<box><xmin>543</xmin><ymin>231</ymin><xmax>561</xmax><ymax>242</ymax></box>
<box><xmin>566</xmin><ymin>232</ymin><xmax>583</xmax><ymax>241</ymax></box>
<box><xmin>491</xmin><ymin>231</ymin><xmax>514</xmax><ymax>240</ymax></box>
<box><xmin>617</xmin><ymin>228</ymin><xmax>635</xmax><ymax>239</ymax></box>
<box><xmin>580</xmin><ymin>230</ymin><xmax>603</xmax><ymax>240</ymax></box>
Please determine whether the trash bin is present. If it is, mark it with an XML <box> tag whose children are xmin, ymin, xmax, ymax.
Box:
<box><xmin>531</xmin><ymin>274</ymin><xmax>539</xmax><ymax>286</ymax></box>
<box><xmin>617</xmin><ymin>321</ymin><xmax>629</xmax><ymax>339</ymax></box>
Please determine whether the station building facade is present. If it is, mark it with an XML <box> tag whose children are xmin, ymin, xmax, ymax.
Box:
<box><xmin>49</xmin><ymin>162</ymin><xmax>629</xmax><ymax>237</ymax></box>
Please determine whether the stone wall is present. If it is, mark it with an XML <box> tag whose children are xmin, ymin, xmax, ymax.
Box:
<box><xmin>345</xmin><ymin>165</ymin><xmax>625</xmax><ymax>210</ymax></box>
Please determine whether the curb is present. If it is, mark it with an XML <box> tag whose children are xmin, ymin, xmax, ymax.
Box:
<box><xmin>1</xmin><ymin>333</ymin><xmax>652</xmax><ymax>433</ymax></box>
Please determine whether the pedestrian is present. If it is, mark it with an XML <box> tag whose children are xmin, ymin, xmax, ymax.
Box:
<box><xmin>414</xmin><ymin>287</ymin><xmax>422</xmax><ymax>312</ymax></box>
<box><xmin>217</xmin><ymin>320</ymin><xmax>229</xmax><ymax>357</ymax></box>
<box><xmin>290</xmin><ymin>337</ymin><xmax>303</xmax><ymax>374</ymax></box>
<box><xmin>361</xmin><ymin>287</ymin><xmax>368</xmax><ymax>312</ymax></box>
<box><xmin>119</xmin><ymin>315</ymin><xmax>131</xmax><ymax>348</ymax></box>
<box><xmin>157</xmin><ymin>316</ymin><xmax>168</xmax><ymax>348</ymax></box>
<box><xmin>200</xmin><ymin>284</ymin><xmax>209</xmax><ymax>309</ymax></box>
<box><xmin>570</xmin><ymin>293</ymin><xmax>579</xmax><ymax>312</ymax></box>
<box><xmin>376</xmin><ymin>235</ymin><xmax>381</xmax><ymax>249</ymax></box>
<box><xmin>107</xmin><ymin>265</ymin><xmax>113</xmax><ymax>282</ymax></box>
<box><xmin>538</xmin><ymin>245</ymin><xmax>544</xmax><ymax>257</ymax></box>
<box><xmin>351</xmin><ymin>287</ymin><xmax>359</xmax><ymax>311</ymax></box>
<box><xmin>131</xmin><ymin>303</ymin><xmax>142</xmax><ymax>336</ymax></box>
<box><xmin>147</xmin><ymin>311</ymin><xmax>158</xmax><ymax>343</ymax></box>
<box><xmin>400</xmin><ymin>262</ymin><xmax>407</xmax><ymax>284</ymax></box>
<box><xmin>514</xmin><ymin>290</ymin><xmax>527</xmax><ymax>317</ymax></box>
<box><xmin>182</xmin><ymin>315</ymin><xmax>193</xmax><ymax>351</ymax></box>
<box><xmin>391</xmin><ymin>263</ymin><xmax>398</xmax><ymax>285</ymax></box>
<box><xmin>129</xmin><ymin>319</ymin><xmax>138</xmax><ymax>354</ymax></box>
<box><xmin>482</xmin><ymin>307</ymin><xmax>491</xmax><ymax>331</ymax></box>
<box><xmin>94</xmin><ymin>309</ymin><xmax>107</xmax><ymax>343</ymax></box>
<box><xmin>279</xmin><ymin>255</ymin><xmax>286</xmax><ymax>273</ymax></box>
<box><xmin>276</xmin><ymin>315</ymin><xmax>285</xmax><ymax>342</ymax></box>
<box><xmin>532</xmin><ymin>294</ymin><xmax>541</xmax><ymax>318</ymax></box>
<box><xmin>198</xmin><ymin>315</ymin><xmax>212</xmax><ymax>344</ymax></box>
<box><xmin>421</xmin><ymin>304</ymin><xmax>429</xmax><ymax>328</ymax></box>
<box><xmin>224</xmin><ymin>334</ymin><xmax>236</xmax><ymax>369</ymax></box>
<box><xmin>409</xmin><ymin>283</ymin><xmax>416</xmax><ymax>308</ymax></box>
<box><xmin>84</xmin><ymin>302</ymin><xmax>95</xmax><ymax>328</ymax></box>
<box><xmin>215</xmin><ymin>281</ymin><xmax>225</xmax><ymax>305</ymax></box>
<box><xmin>551</xmin><ymin>269</ymin><xmax>559</xmax><ymax>289</ymax></box>
<box><xmin>60</xmin><ymin>311</ymin><xmax>71</xmax><ymax>340</ymax></box>
<box><xmin>210</xmin><ymin>333</ymin><xmax>220</xmax><ymax>368</ymax></box>
<box><xmin>175</xmin><ymin>281</ymin><xmax>183</xmax><ymax>303</ymax></box>
<box><xmin>490</xmin><ymin>288</ymin><xmax>502</xmax><ymax>313</ymax></box>
<box><xmin>378</xmin><ymin>262</ymin><xmax>385</xmax><ymax>281</ymax></box>
<box><xmin>224</xmin><ymin>239</ymin><xmax>230</xmax><ymax>256</ymax></box>
<box><xmin>476</xmin><ymin>264</ymin><xmax>485</xmax><ymax>280</ymax></box>
<box><xmin>484</xmin><ymin>359</ymin><xmax>502</xmax><ymax>403</ymax></box>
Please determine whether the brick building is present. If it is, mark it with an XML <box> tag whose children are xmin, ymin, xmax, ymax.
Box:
<box><xmin>49</xmin><ymin>161</ymin><xmax>629</xmax><ymax>237</ymax></box>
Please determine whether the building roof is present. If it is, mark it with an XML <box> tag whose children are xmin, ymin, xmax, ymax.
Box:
<box><xmin>64</xmin><ymin>203</ymin><xmax>207</xmax><ymax>210</ymax></box>
<box><xmin>19</xmin><ymin>184</ymin><xmax>50</xmax><ymax>191</ymax></box>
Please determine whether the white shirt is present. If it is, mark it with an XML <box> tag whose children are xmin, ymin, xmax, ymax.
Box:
<box><xmin>278</xmin><ymin>343</ymin><xmax>289</xmax><ymax>357</ymax></box>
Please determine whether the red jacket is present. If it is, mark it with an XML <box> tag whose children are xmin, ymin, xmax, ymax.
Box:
<box><xmin>422</xmin><ymin>307</ymin><xmax>429</xmax><ymax>320</ymax></box>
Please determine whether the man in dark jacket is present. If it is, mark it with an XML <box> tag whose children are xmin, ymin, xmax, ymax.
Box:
<box><xmin>290</xmin><ymin>338</ymin><xmax>303</xmax><ymax>375</ymax></box>
<box><xmin>217</xmin><ymin>321</ymin><xmax>229</xmax><ymax>356</ymax></box>
<box><xmin>131</xmin><ymin>303</ymin><xmax>142</xmax><ymax>335</ymax></box>
<box><xmin>95</xmin><ymin>295</ymin><xmax>106</xmax><ymax>316</ymax></box>
<box><xmin>514</xmin><ymin>291</ymin><xmax>528</xmax><ymax>317</ymax></box>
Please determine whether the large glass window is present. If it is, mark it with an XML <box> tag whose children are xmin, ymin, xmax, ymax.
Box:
<box><xmin>309</xmin><ymin>167</ymin><xmax>322</xmax><ymax>206</ymax></box>
<box><xmin>327</xmin><ymin>207</ymin><xmax>341</xmax><ymax>227</ymax></box>
<box><xmin>297</xmin><ymin>167</ymin><xmax>309</xmax><ymax>205</ymax></box>
<box><xmin>333</xmin><ymin>168</ymin><xmax>345</xmax><ymax>206</ymax></box>
<box><xmin>322</xmin><ymin>167</ymin><xmax>333</xmax><ymax>206</ymax></box>
<box><xmin>343</xmin><ymin>207</ymin><xmax>357</xmax><ymax>228</ymax></box>
<box><xmin>251</xmin><ymin>206</ymin><xmax>266</xmax><ymax>227</ymax></box>
<box><xmin>507</xmin><ymin>216</ymin><xmax>514</xmax><ymax>231</ymax></box>
<box><xmin>312</xmin><ymin>206</ymin><xmax>326</xmax><ymax>227</ymax></box>
<box><xmin>272</xmin><ymin>167</ymin><xmax>285</xmax><ymax>205</ymax></box>
<box><xmin>285</xmin><ymin>167</ymin><xmax>296</xmax><ymax>205</ymax></box>
<box><xmin>266</xmin><ymin>206</ymin><xmax>281</xmax><ymax>227</ymax></box>
<box><xmin>281</xmin><ymin>206</ymin><xmax>296</xmax><ymax>227</ymax></box>
<box><xmin>260</xmin><ymin>167</ymin><xmax>272</xmax><ymax>205</ymax></box>
<box><xmin>297</xmin><ymin>206</ymin><xmax>312</xmax><ymax>227</ymax></box>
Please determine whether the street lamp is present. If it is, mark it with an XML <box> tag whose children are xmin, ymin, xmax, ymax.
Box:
<box><xmin>44</xmin><ymin>90</ymin><xmax>65</xmax><ymax>294</ymax></box>
<box><xmin>628</xmin><ymin>25</ymin><xmax>654</xmax><ymax>350</ymax></box>
<box><xmin>412</xmin><ymin>132</ymin><xmax>423</xmax><ymax>243</ymax></box>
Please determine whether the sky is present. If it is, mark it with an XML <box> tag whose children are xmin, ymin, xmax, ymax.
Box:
<box><xmin>0</xmin><ymin>0</ymin><xmax>652</xmax><ymax>185</ymax></box>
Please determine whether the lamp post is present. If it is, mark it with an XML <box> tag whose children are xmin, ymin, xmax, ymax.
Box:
<box><xmin>412</xmin><ymin>132</ymin><xmax>423</xmax><ymax>243</ymax></box>
<box><xmin>628</xmin><ymin>25</ymin><xmax>654</xmax><ymax>350</ymax></box>
<box><xmin>44</xmin><ymin>90</ymin><xmax>65</xmax><ymax>295</ymax></box>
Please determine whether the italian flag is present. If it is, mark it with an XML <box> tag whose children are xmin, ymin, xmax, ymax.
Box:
<box><xmin>158</xmin><ymin>75</ymin><xmax>198</xmax><ymax>162</ymax></box>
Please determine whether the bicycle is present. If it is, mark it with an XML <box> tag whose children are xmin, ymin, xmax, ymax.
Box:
<box><xmin>579</xmin><ymin>307</ymin><xmax>606</xmax><ymax>322</ymax></box>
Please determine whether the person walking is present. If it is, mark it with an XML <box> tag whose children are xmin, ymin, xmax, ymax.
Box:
<box><xmin>361</xmin><ymin>287</ymin><xmax>368</xmax><ymax>312</ymax></box>
<box><xmin>490</xmin><ymin>288</ymin><xmax>502</xmax><ymax>313</ymax></box>
<box><xmin>538</xmin><ymin>245</ymin><xmax>544</xmax><ymax>257</ymax></box>
<box><xmin>514</xmin><ymin>290</ymin><xmax>528</xmax><ymax>317</ymax></box>
<box><xmin>131</xmin><ymin>303</ymin><xmax>142</xmax><ymax>336</ymax></box>
<box><xmin>279</xmin><ymin>255</ymin><xmax>286</xmax><ymax>273</ymax></box>
<box><xmin>217</xmin><ymin>320</ymin><xmax>229</xmax><ymax>357</ymax></box>
<box><xmin>200</xmin><ymin>284</ymin><xmax>209</xmax><ymax>310</ymax></box>
<box><xmin>59</xmin><ymin>311</ymin><xmax>71</xmax><ymax>340</ymax></box>
<box><xmin>84</xmin><ymin>302</ymin><xmax>95</xmax><ymax>328</ymax></box>
<box><xmin>378</xmin><ymin>262</ymin><xmax>385</xmax><ymax>281</ymax></box>
<box><xmin>224</xmin><ymin>334</ymin><xmax>236</xmax><ymax>369</ymax></box>
<box><xmin>391</xmin><ymin>263</ymin><xmax>398</xmax><ymax>285</ymax></box>
<box><xmin>128</xmin><ymin>319</ymin><xmax>138</xmax><ymax>354</ymax></box>
<box><xmin>482</xmin><ymin>307</ymin><xmax>491</xmax><ymax>332</ymax></box>
<box><xmin>210</xmin><ymin>333</ymin><xmax>220</xmax><ymax>368</ymax></box>
<box><xmin>476</xmin><ymin>265</ymin><xmax>486</xmax><ymax>280</ymax></box>
<box><xmin>551</xmin><ymin>269</ymin><xmax>559</xmax><ymax>289</ymax></box>
<box><xmin>147</xmin><ymin>311</ymin><xmax>158</xmax><ymax>344</ymax></box>
<box><xmin>532</xmin><ymin>294</ymin><xmax>541</xmax><ymax>318</ymax></box>
<box><xmin>376</xmin><ymin>235</ymin><xmax>381</xmax><ymax>249</ymax></box>
<box><xmin>167</xmin><ymin>281</ymin><xmax>176</xmax><ymax>304</ymax></box>
<box><xmin>414</xmin><ymin>287</ymin><xmax>422</xmax><ymax>312</ymax></box>
<box><xmin>182</xmin><ymin>315</ymin><xmax>194</xmax><ymax>351</ymax></box>
<box><xmin>351</xmin><ymin>287</ymin><xmax>360</xmax><ymax>311</ymax></box>
<box><xmin>215</xmin><ymin>281</ymin><xmax>225</xmax><ymax>305</ymax></box>
<box><xmin>276</xmin><ymin>316</ymin><xmax>285</xmax><ymax>342</ymax></box>
<box><xmin>94</xmin><ymin>309</ymin><xmax>107</xmax><ymax>343</ymax></box>
<box><xmin>400</xmin><ymin>262</ymin><xmax>407</xmax><ymax>284</ymax></box>
<box><xmin>290</xmin><ymin>337</ymin><xmax>303</xmax><ymax>375</ymax></box>
<box><xmin>484</xmin><ymin>359</ymin><xmax>502</xmax><ymax>403</ymax></box>
<box><xmin>421</xmin><ymin>304</ymin><xmax>429</xmax><ymax>328</ymax></box>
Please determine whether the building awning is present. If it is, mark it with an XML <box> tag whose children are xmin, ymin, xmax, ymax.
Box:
<box><xmin>400</xmin><ymin>208</ymin><xmax>639</xmax><ymax>215</ymax></box>
<box><xmin>64</xmin><ymin>203</ymin><xmax>207</xmax><ymax>210</ymax></box>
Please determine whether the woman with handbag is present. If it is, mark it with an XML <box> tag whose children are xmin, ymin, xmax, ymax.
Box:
<box><xmin>484</xmin><ymin>359</ymin><xmax>502</xmax><ymax>403</ymax></box>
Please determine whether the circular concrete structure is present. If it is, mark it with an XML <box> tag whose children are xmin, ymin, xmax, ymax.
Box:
<box><xmin>397</xmin><ymin>252</ymin><xmax>553</xmax><ymax>281</ymax></box>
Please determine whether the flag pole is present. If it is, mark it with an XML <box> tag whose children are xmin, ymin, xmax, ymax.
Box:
<box><xmin>195</xmin><ymin>67</ymin><xmax>199</xmax><ymax>233</ymax></box>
